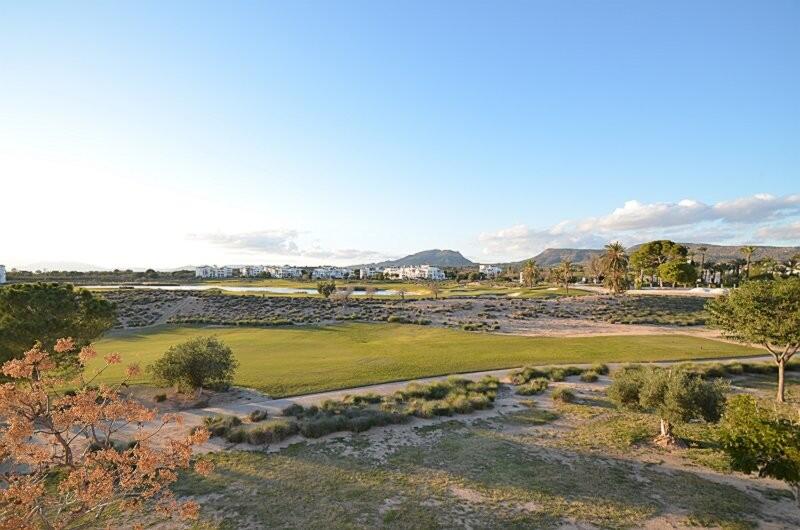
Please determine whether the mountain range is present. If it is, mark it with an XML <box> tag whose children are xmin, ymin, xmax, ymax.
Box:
<box><xmin>504</xmin><ymin>243</ymin><xmax>800</xmax><ymax>268</ymax></box>
<box><xmin>364</xmin><ymin>243</ymin><xmax>800</xmax><ymax>269</ymax></box>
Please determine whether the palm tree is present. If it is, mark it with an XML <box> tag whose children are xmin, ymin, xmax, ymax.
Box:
<box><xmin>601</xmin><ymin>241</ymin><xmax>628</xmax><ymax>294</ymax></box>
<box><xmin>521</xmin><ymin>260</ymin><xmax>540</xmax><ymax>288</ymax></box>
<box><xmin>556</xmin><ymin>259</ymin><xmax>573</xmax><ymax>293</ymax></box>
<box><xmin>696</xmin><ymin>246</ymin><xmax>708</xmax><ymax>285</ymax></box>
<box><xmin>740</xmin><ymin>246</ymin><xmax>757</xmax><ymax>280</ymax></box>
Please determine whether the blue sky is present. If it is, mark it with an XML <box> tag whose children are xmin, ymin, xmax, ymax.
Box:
<box><xmin>1</xmin><ymin>1</ymin><xmax>798</xmax><ymax>269</ymax></box>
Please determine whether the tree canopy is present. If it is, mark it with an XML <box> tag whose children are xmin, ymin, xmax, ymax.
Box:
<box><xmin>608</xmin><ymin>366</ymin><xmax>725</xmax><ymax>446</ymax></box>
<box><xmin>0</xmin><ymin>283</ymin><xmax>115</xmax><ymax>367</ymax></box>
<box><xmin>707</xmin><ymin>278</ymin><xmax>800</xmax><ymax>402</ymax></box>
<box><xmin>149</xmin><ymin>336</ymin><xmax>238</xmax><ymax>392</ymax></box>
<box><xmin>657</xmin><ymin>260</ymin><xmax>697</xmax><ymax>287</ymax></box>
<box><xmin>717</xmin><ymin>395</ymin><xmax>800</xmax><ymax>506</ymax></box>
<box><xmin>629</xmin><ymin>240</ymin><xmax>688</xmax><ymax>287</ymax></box>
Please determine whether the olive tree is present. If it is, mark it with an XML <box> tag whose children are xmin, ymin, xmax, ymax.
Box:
<box><xmin>717</xmin><ymin>395</ymin><xmax>800</xmax><ymax>506</ymax></box>
<box><xmin>608</xmin><ymin>366</ymin><xmax>725</xmax><ymax>447</ymax></box>
<box><xmin>149</xmin><ymin>336</ymin><xmax>238</xmax><ymax>392</ymax></box>
<box><xmin>707</xmin><ymin>278</ymin><xmax>800</xmax><ymax>402</ymax></box>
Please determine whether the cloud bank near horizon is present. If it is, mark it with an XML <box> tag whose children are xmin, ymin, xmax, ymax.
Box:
<box><xmin>189</xmin><ymin>230</ymin><xmax>394</xmax><ymax>264</ymax></box>
<box><xmin>479</xmin><ymin>193</ymin><xmax>800</xmax><ymax>261</ymax></box>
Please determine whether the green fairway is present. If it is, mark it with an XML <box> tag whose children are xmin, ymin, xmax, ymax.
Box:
<box><xmin>91</xmin><ymin>323</ymin><xmax>761</xmax><ymax>397</ymax></box>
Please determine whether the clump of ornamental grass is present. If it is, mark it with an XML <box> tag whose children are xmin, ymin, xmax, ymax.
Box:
<box><xmin>516</xmin><ymin>378</ymin><xmax>549</xmax><ymax>395</ymax></box>
<box><xmin>551</xmin><ymin>387</ymin><xmax>576</xmax><ymax>403</ymax></box>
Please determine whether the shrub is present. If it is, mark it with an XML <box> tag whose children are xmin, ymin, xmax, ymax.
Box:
<box><xmin>580</xmin><ymin>370</ymin><xmax>599</xmax><ymax>383</ymax></box>
<box><xmin>154</xmin><ymin>393</ymin><xmax>167</xmax><ymax>403</ymax></box>
<box><xmin>511</xmin><ymin>366</ymin><xmax>548</xmax><ymax>385</ymax></box>
<box><xmin>607</xmin><ymin>365</ymin><xmax>648</xmax><ymax>408</ymax></box>
<box><xmin>548</xmin><ymin>368</ymin><xmax>567</xmax><ymax>382</ymax></box>
<box><xmin>203</xmin><ymin>414</ymin><xmax>242</xmax><ymax>438</ymax></box>
<box><xmin>387</xmin><ymin>315</ymin><xmax>411</xmax><ymax>324</ymax></box>
<box><xmin>281</xmin><ymin>403</ymin><xmax>304</xmax><ymax>417</ymax></box>
<box><xmin>246</xmin><ymin>420</ymin><xmax>299</xmax><ymax>445</ymax></box>
<box><xmin>590</xmin><ymin>363</ymin><xmax>610</xmax><ymax>375</ymax></box>
<box><xmin>516</xmin><ymin>378</ymin><xmax>549</xmax><ymax>395</ymax></box>
<box><xmin>225</xmin><ymin>427</ymin><xmax>246</xmax><ymax>444</ymax></box>
<box><xmin>299</xmin><ymin>415</ymin><xmax>349</xmax><ymax>438</ymax></box>
<box><xmin>149</xmin><ymin>336</ymin><xmax>238</xmax><ymax>392</ymax></box>
<box><xmin>717</xmin><ymin>395</ymin><xmax>800</xmax><ymax>501</ymax></box>
<box><xmin>248</xmin><ymin>409</ymin><xmax>269</xmax><ymax>422</ymax></box>
<box><xmin>551</xmin><ymin>387</ymin><xmax>576</xmax><ymax>403</ymax></box>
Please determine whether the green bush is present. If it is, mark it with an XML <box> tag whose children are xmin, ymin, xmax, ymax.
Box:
<box><xmin>246</xmin><ymin>420</ymin><xmax>299</xmax><ymax>445</ymax></box>
<box><xmin>203</xmin><ymin>414</ymin><xmax>242</xmax><ymax>437</ymax></box>
<box><xmin>548</xmin><ymin>368</ymin><xmax>567</xmax><ymax>382</ymax></box>
<box><xmin>149</xmin><ymin>336</ymin><xmax>238</xmax><ymax>392</ymax></box>
<box><xmin>607</xmin><ymin>365</ymin><xmax>649</xmax><ymax>408</ymax></box>
<box><xmin>580</xmin><ymin>370</ymin><xmax>599</xmax><ymax>383</ymax></box>
<box><xmin>516</xmin><ymin>378</ymin><xmax>549</xmax><ymax>395</ymax></box>
<box><xmin>281</xmin><ymin>403</ymin><xmax>304</xmax><ymax>417</ymax></box>
<box><xmin>225</xmin><ymin>428</ymin><xmax>247</xmax><ymax>444</ymax></box>
<box><xmin>551</xmin><ymin>387</ymin><xmax>576</xmax><ymax>403</ymax></box>
<box><xmin>248</xmin><ymin>409</ymin><xmax>269</xmax><ymax>422</ymax></box>
<box><xmin>590</xmin><ymin>363</ymin><xmax>610</xmax><ymax>375</ymax></box>
<box><xmin>510</xmin><ymin>366</ymin><xmax>548</xmax><ymax>385</ymax></box>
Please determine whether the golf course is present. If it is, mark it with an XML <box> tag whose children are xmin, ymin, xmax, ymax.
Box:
<box><xmin>91</xmin><ymin>322</ymin><xmax>762</xmax><ymax>396</ymax></box>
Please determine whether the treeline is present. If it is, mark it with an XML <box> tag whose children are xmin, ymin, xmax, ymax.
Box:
<box><xmin>517</xmin><ymin>240</ymin><xmax>800</xmax><ymax>290</ymax></box>
<box><xmin>6</xmin><ymin>268</ymin><xmax>196</xmax><ymax>284</ymax></box>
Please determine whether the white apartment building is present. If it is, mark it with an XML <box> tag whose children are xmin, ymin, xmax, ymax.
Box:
<box><xmin>312</xmin><ymin>266</ymin><xmax>352</xmax><ymax>280</ymax></box>
<box><xmin>240</xmin><ymin>265</ymin><xmax>265</xmax><ymax>277</ymax></box>
<box><xmin>195</xmin><ymin>265</ymin><xmax>234</xmax><ymax>279</ymax></box>
<box><xmin>267</xmin><ymin>266</ymin><xmax>302</xmax><ymax>279</ymax></box>
<box><xmin>0</xmin><ymin>265</ymin><xmax>6</xmax><ymax>284</ymax></box>
<box><xmin>360</xmin><ymin>266</ymin><xmax>383</xmax><ymax>279</ymax></box>
<box><xmin>383</xmin><ymin>265</ymin><xmax>445</xmax><ymax>281</ymax></box>
<box><xmin>479</xmin><ymin>264</ymin><xmax>502</xmax><ymax>278</ymax></box>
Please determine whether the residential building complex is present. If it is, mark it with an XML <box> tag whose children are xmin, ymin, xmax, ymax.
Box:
<box><xmin>382</xmin><ymin>265</ymin><xmax>445</xmax><ymax>281</ymax></box>
<box><xmin>312</xmin><ymin>266</ymin><xmax>352</xmax><ymax>280</ymax></box>
<box><xmin>195</xmin><ymin>265</ymin><xmax>234</xmax><ymax>279</ymax></box>
<box><xmin>239</xmin><ymin>265</ymin><xmax>265</xmax><ymax>277</ymax></box>
<box><xmin>359</xmin><ymin>266</ymin><xmax>382</xmax><ymax>279</ymax></box>
<box><xmin>267</xmin><ymin>266</ymin><xmax>302</xmax><ymax>279</ymax></box>
<box><xmin>479</xmin><ymin>264</ymin><xmax>502</xmax><ymax>278</ymax></box>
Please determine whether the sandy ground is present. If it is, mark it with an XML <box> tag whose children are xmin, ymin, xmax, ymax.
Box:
<box><xmin>118</xmin><ymin>353</ymin><xmax>775</xmax><ymax>456</ymax></box>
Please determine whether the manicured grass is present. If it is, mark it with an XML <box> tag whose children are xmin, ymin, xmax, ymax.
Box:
<box><xmin>203</xmin><ymin>279</ymin><xmax>591</xmax><ymax>299</ymax></box>
<box><xmin>90</xmin><ymin>323</ymin><xmax>761</xmax><ymax>397</ymax></box>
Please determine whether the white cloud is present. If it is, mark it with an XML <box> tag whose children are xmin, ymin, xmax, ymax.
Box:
<box><xmin>480</xmin><ymin>193</ymin><xmax>800</xmax><ymax>260</ymax></box>
<box><xmin>583</xmin><ymin>199</ymin><xmax>712</xmax><ymax>231</ymax></box>
<box><xmin>190</xmin><ymin>229</ymin><xmax>390</xmax><ymax>264</ymax></box>
<box><xmin>756</xmin><ymin>221</ymin><xmax>800</xmax><ymax>241</ymax></box>
<box><xmin>713</xmin><ymin>194</ymin><xmax>800</xmax><ymax>223</ymax></box>
<box><xmin>189</xmin><ymin>230</ymin><xmax>301</xmax><ymax>254</ymax></box>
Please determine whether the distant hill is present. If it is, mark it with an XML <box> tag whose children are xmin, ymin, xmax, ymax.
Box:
<box><xmin>9</xmin><ymin>261</ymin><xmax>110</xmax><ymax>272</ymax></box>
<box><xmin>370</xmin><ymin>249</ymin><xmax>476</xmax><ymax>268</ymax></box>
<box><xmin>507</xmin><ymin>243</ymin><xmax>800</xmax><ymax>268</ymax></box>
<box><xmin>518</xmin><ymin>248</ymin><xmax>604</xmax><ymax>267</ymax></box>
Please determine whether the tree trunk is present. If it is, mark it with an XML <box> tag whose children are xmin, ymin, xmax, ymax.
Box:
<box><xmin>777</xmin><ymin>359</ymin><xmax>786</xmax><ymax>403</ymax></box>
<box><xmin>660</xmin><ymin>418</ymin><xmax>672</xmax><ymax>437</ymax></box>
